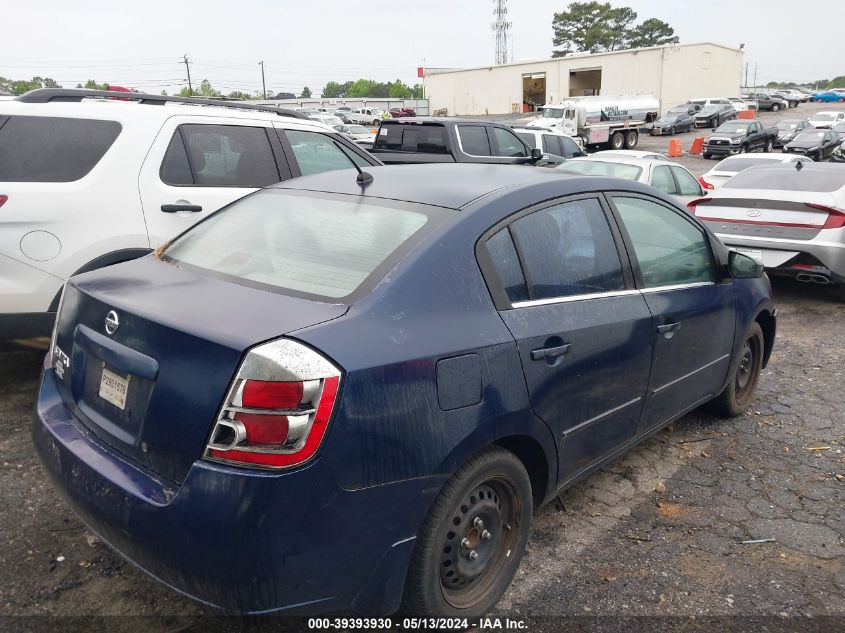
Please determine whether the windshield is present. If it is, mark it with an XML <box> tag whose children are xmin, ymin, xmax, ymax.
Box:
<box><xmin>776</xmin><ymin>121</ymin><xmax>799</xmax><ymax>131</ymax></box>
<box><xmin>715</xmin><ymin>121</ymin><xmax>748</xmax><ymax>134</ymax></box>
<box><xmin>698</xmin><ymin>106</ymin><xmax>719</xmax><ymax>115</ymax></box>
<box><xmin>794</xmin><ymin>131</ymin><xmax>825</xmax><ymax>142</ymax></box>
<box><xmin>163</xmin><ymin>190</ymin><xmax>437</xmax><ymax>300</ymax></box>
<box><xmin>541</xmin><ymin>107</ymin><xmax>566</xmax><ymax>119</ymax></box>
<box><xmin>814</xmin><ymin>114</ymin><xmax>836</xmax><ymax>121</ymax></box>
<box><xmin>714</xmin><ymin>156</ymin><xmax>781</xmax><ymax>172</ymax></box>
<box><xmin>667</xmin><ymin>107</ymin><xmax>687</xmax><ymax>115</ymax></box>
<box><xmin>725</xmin><ymin>166</ymin><xmax>845</xmax><ymax>192</ymax></box>
<box><xmin>557</xmin><ymin>160</ymin><xmax>642</xmax><ymax>180</ymax></box>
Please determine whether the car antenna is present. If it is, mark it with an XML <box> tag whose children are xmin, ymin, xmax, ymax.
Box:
<box><xmin>796</xmin><ymin>160</ymin><xmax>803</xmax><ymax>171</ymax></box>
<box><xmin>332</xmin><ymin>140</ymin><xmax>373</xmax><ymax>187</ymax></box>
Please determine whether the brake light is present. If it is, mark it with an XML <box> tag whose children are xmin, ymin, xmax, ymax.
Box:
<box><xmin>806</xmin><ymin>203</ymin><xmax>845</xmax><ymax>229</ymax></box>
<box><xmin>205</xmin><ymin>339</ymin><xmax>342</xmax><ymax>469</ymax></box>
<box><xmin>698</xmin><ymin>176</ymin><xmax>714</xmax><ymax>190</ymax></box>
<box><xmin>0</xmin><ymin>195</ymin><xmax>7</xmax><ymax>208</ymax></box>
<box><xmin>687</xmin><ymin>197</ymin><xmax>712</xmax><ymax>213</ymax></box>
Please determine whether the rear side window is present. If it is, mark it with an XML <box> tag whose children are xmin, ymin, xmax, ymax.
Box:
<box><xmin>374</xmin><ymin>124</ymin><xmax>449</xmax><ymax>153</ymax></box>
<box><xmin>457</xmin><ymin>125</ymin><xmax>491</xmax><ymax>156</ymax></box>
<box><xmin>163</xmin><ymin>190</ymin><xmax>439</xmax><ymax>300</ymax></box>
<box><xmin>486</xmin><ymin>229</ymin><xmax>528</xmax><ymax>303</ymax></box>
<box><xmin>284</xmin><ymin>130</ymin><xmax>369</xmax><ymax>176</ymax></box>
<box><xmin>0</xmin><ymin>115</ymin><xmax>121</xmax><ymax>182</ymax></box>
<box><xmin>671</xmin><ymin>166</ymin><xmax>703</xmax><ymax>196</ymax></box>
<box><xmin>542</xmin><ymin>135</ymin><xmax>561</xmax><ymax>155</ymax></box>
<box><xmin>651</xmin><ymin>165</ymin><xmax>677</xmax><ymax>195</ymax></box>
<box><xmin>509</xmin><ymin>198</ymin><xmax>625</xmax><ymax>300</ymax></box>
<box><xmin>161</xmin><ymin>124</ymin><xmax>280</xmax><ymax>187</ymax></box>
<box><xmin>560</xmin><ymin>137</ymin><xmax>582</xmax><ymax>158</ymax></box>
<box><xmin>516</xmin><ymin>132</ymin><xmax>537</xmax><ymax>149</ymax></box>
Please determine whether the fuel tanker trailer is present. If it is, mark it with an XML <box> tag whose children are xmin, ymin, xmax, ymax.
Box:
<box><xmin>528</xmin><ymin>95</ymin><xmax>660</xmax><ymax>150</ymax></box>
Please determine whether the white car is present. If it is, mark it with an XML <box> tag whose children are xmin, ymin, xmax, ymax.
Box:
<box><xmin>699</xmin><ymin>153</ymin><xmax>814</xmax><ymax>190</ymax></box>
<box><xmin>0</xmin><ymin>88</ymin><xmax>380</xmax><ymax>340</ymax></box>
<box><xmin>727</xmin><ymin>97</ymin><xmax>753</xmax><ymax>112</ymax></box>
<box><xmin>333</xmin><ymin>123</ymin><xmax>376</xmax><ymax>143</ymax></box>
<box><xmin>346</xmin><ymin>108</ymin><xmax>386</xmax><ymax>126</ymax></box>
<box><xmin>308</xmin><ymin>113</ymin><xmax>344</xmax><ymax>127</ymax></box>
<box><xmin>809</xmin><ymin>111</ymin><xmax>845</xmax><ymax>129</ymax></box>
<box><xmin>511</xmin><ymin>126</ymin><xmax>585</xmax><ymax>158</ymax></box>
<box><xmin>594</xmin><ymin>149</ymin><xmax>670</xmax><ymax>161</ymax></box>
<box><xmin>556</xmin><ymin>156</ymin><xmax>706</xmax><ymax>205</ymax></box>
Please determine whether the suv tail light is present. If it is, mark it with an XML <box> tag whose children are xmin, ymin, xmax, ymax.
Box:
<box><xmin>698</xmin><ymin>176</ymin><xmax>714</xmax><ymax>190</ymax></box>
<box><xmin>204</xmin><ymin>339</ymin><xmax>342</xmax><ymax>469</ymax></box>
<box><xmin>805</xmin><ymin>203</ymin><xmax>845</xmax><ymax>229</ymax></box>
<box><xmin>687</xmin><ymin>197</ymin><xmax>712</xmax><ymax>213</ymax></box>
<box><xmin>0</xmin><ymin>195</ymin><xmax>8</xmax><ymax>208</ymax></box>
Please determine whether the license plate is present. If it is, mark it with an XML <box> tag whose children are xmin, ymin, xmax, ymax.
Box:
<box><xmin>732</xmin><ymin>248</ymin><xmax>764</xmax><ymax>264</ymax></box>
<box><xmin>99</xmin><ymin>367</ymin><xmax>129</xmax><ymax>410</ymax></box>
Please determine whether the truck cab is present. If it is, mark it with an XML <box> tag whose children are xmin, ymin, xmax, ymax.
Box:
<box><xmin>532</xmin><ymin>103</ymin><xmax>578</xmax><ymax>136</ymax></box>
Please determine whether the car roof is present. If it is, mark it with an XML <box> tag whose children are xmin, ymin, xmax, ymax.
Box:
<box><xmin>274</xmin><ymin>163</ymin><xmax>602</xmax><ymax>209</ymax></box>
<box><xmin>596</xmin><ymin>150</ymin><xmax>662</xmax><ymax>158</ymax></box>
<box><xmin>570</xmin><ymin>156</ymin><xmax>673</xmax><ymax>167</ymax></box>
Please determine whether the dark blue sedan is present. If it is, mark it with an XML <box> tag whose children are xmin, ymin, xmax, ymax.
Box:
<box><xmin>33</xmin><ymin>164</ymin><xmax>776</xmax><ymax>617</ymax></box>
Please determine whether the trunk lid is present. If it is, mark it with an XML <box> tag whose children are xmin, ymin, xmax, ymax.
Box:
<box><xmin>52</xmin><ymin>256</ymin><xmax>348</xmax><ymax>484</ymax></box>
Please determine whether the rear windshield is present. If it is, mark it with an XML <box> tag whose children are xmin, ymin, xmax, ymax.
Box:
<box><xmin>714</xmin><ymin>156</ymin><xmax>780</xmax><ymax>172</ymax></box>
<box><xmin>373</xmin><ymin>123</ymin><xmax>448</xmax><ymax>153</ymax></box>
<box><xmin>558</xmin><ymin>160</ymin><xmax>642</xmax><ymax>180</ymax></box>
<box><xmin>0</xmin><ymin>115</ymin><xmax>121</xmax><ymax>182</ymax></box>
<box><xmin>724</xmin><ymin>166</ymin><xmax>845</xmax><ymax>192</ymax></box>
<box><xmin>163</xmin><ymin>190</ymin><xmax>442</xmax><ymax>301</ymax></box>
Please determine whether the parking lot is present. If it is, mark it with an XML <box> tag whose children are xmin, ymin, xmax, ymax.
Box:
<box><xmin>2</xmin><ymin>100</ymin><xmax>844</xmax><ymax>628</ymax></box>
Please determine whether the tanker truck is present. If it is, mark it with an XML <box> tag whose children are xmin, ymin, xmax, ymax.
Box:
<box><xmin>528</xmin><ymin>95</ymin><xmax>660</xmax><ymax>150</ymax></box>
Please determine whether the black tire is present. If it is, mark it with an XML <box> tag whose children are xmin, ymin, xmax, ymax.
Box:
<box><xmin>703</xmin><ymin>152</ymin><xmax>712</xmax><ymax>159</ymax></box>
<box><xmin>712</xmin><ymin>117</ymin><xmax>719</xmax><ymax>128</ymax></box>
<box><xmin>624</xmin><ymin>130</ymin><xmax>638</xmax><ymax>148</ymax></box>
<box><xmin>707</xmin><ymin>322</ymin><xmax>764</xmax><ymax>418</ymax></box>
<box><xmin>765</xmin><ymin>140</ymin><xmax>774</xmax><ymax>152</ymax></box>
<box><xmin>670</xmin><ymin>126</ymin><xmax>677</xmax><ymax>136</ymax></box>
<box><xmin>401</xmin><ymin>446</ymin><xmax>533</xmax><ymax>617</ymax></box>
<box><xmin>772</xmin><ymin>104</ymin><xmax>780</xmax><ymax>112</ymax></box>
<box><xmin>738</xmin><ymin>144</ymin><xmax>746</xmax><ymax>154</ymax></box>
<box><xmin>610</xmin><ymin>131</ymin><xmax>625</xmax><ymax>150</ymax></box>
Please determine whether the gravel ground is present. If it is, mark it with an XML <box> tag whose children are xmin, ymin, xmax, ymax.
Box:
<box><xmin>1</xmin><ymin>100</ymin><xmax>844</xmax><ymax>631</ymax></box>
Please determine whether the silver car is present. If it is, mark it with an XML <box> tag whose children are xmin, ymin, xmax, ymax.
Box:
<box><xmin>689</xmin><ymin>163</ymin><xmax>845</xmax><ymax>299</ymax></box>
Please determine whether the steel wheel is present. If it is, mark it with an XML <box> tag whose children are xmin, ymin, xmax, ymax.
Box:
<box><xmin>734</xmin><ymin>334</ymin><xmax>761</xmax><ymax>406</ymax></box>
<box><xmin>766</xmin><ymin>140</ymin><xmax>773</xmax><ymax>152</ymax></box>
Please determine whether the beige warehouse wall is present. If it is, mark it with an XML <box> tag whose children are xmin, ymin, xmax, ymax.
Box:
<box><xmin>426</xmin><ymin>43</ymin><xmax>742</xmax><ymax>116</ymax></box>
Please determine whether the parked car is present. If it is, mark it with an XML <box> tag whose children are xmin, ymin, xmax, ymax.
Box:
<box><xmin>783</xmin><ymin>129</ymin><xmax>841</xmax><ymax>160</ymax></box>
<box><xmin>308</xmin><ymin>113</ymin><xmax>344</xmax><ymax>127</ymax></box>
<box><xmin>774</xmin><ymin>119</ymin><xmax>814</xmax><ymax>148</ymax></box>
<box><xmin>370</xmin><ymin>118</ymin><xmax>563</xmax><ymax>167</ymax></box>
<box><xmin>0</xmin><ymin>88</ymin><xmax>380</xmax><ymax>340</ymax></box>
<box><xmin>772</xmin><ymin>91</ymin><xmax>801</xmax><ymax>108</ymax></box>
<box><xmin>689</xmin><ymin>163</ymin><xmax>845</xmax><ymax>298</ymax></box>
<box><xmin>651</xmin><ymin>106</ymin><xmax>696</xmax><ymax>135</ymax></box>
<box><xmin>333</xmin><ymin>123</ymin><xmax>376</xmax><ymax>143</ymax></box>
<box><xmin>337</xmin><ymin>111</ymin><xmax>359</xmax><ymax>124</ymax></box>
<box><xmin>813</xmin><ymin>91</ymin><xmax>845</xmax><ymax>103</ymax></box>
<box><xmin>809</xmin><ymin>110</ymin><xmax>845</xmax><ymax>128</ymax></box>
<box><xmin>726</xmin><ymin>97</ymin><xmax>755</xmax><ymax>112</ymax></box>
<box><xmin>347</xmin><ymin>107</ymin><xmax>386</xmax><ymax>126</ymax></box>
<box><xmin>33</xmin><ymin>162</ymin><xmax>775</xmax><ymax>617</ymax></box>
<box><xmin>702</xmin><ymin>120</ymin><xmax>778</xmax><ymax>159</ymax></box>
<box><xmin>832</xmin><ymin>121</ymin><xmax>845</xmax><ymax>143</ymax></box>
<box><xmin>774</xmin><ymin>88</ymin><xmax>809</xmax><ymax>103</ymax></box>
<box><xmin>745</xmin><ymin>94</ymin><xmax>787</xmax><ymax>112</ymax></box>
<box><xmin>699</xmin><ymin>153</ymin><xmax>814</xmax><ymax>190</ymax></box>
<box><xmin>595</xmin><ymin>149</ymin><xmax>670</xmax><ymax>161</ymax></box>
<box><xmin>693</xmin><ymin>104</ymin><xmax>737</xmax><ymax>128</ymax></box>
<box><xmin>389</xmin><ymin>107</ymin><xmax>416</xmax><ymax>118</ymax></box>
<box><xmin>556</xmin><ymin>156</ymin><xmax>706</xmax><ymax>205</ymax></box>
<box><xmin>688</xmin><ymin>97</ymin><xmax>732</xmax><ymax>110</ymax></box>
<box><xmin>512</xmin><ymin>125</ymin><xmax>586</xmax><ymax>159</ymax></box>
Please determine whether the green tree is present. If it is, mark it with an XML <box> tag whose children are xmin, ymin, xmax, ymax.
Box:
<box><xmin>226</xmin><ymin>90</ymin><xmax>254</xmax><ymax>100</ymax></box>
<box><xmin>388</xmin><ymin>79</ymin><xmax>412</xmax><ymax>98</ymax></box>
<box><xmin>412</xmin><ymin>83</ymin><xmax>425</xmax><ymax>99</ymax></box>
<box><xmin>605</xmin><ymin>6</ymin><xmax>638</xmax><ymax>51</ymax></box>
<box><xmin>81</xmin><ymin>79</ymin><xmax>110</xmax><ymax>90</ymax></box>
<box><xmin>627</xmin><ymin>18</ymin><xmax>679</xmax><ymax>49</ymax></box>
<box><xmin>179</xmin><ymin>79</ymin><xmax>220</xmax><ymax>98</ymax></box>
<box><xmin>346</xmin><ymin>79</ymin><xmax>380</xmax><ymax>97</ymax></box>
<box><xmin>300</xmin><ymin>86</ymin><xmax>312</xmax><ymax>98</ymax></box>
<box><xmin>0</xmin><ymin>76</ymin><xmax>61</xmax><ymax>95</ymax></box>
<box><xmin>826</xmin><ymin>76</ymin><xmax>845</xmax><ymax>89</ymax></box>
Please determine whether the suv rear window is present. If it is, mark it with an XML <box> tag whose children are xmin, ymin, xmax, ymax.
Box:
<box><xmin>163</xmin><ymin>190</ymin><xmax>443</xmax><ymax>301</ymax></box>
<box><xmin>0</xmin><ymin>115</ymin><xmax>121</xmax><ymax>182</ymax></box>
<box><xmin>373</xmin><ymin>123</ymin><xmax>448</xmax><ymax>153</ymax></box>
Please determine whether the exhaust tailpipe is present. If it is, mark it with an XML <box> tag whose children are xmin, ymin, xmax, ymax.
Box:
<box><xmin>796</xmin><ymin>273</ymin><xmax>831</xmax><ymax>284</ymax></box>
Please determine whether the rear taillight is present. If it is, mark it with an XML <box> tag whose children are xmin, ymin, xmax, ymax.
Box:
<box><xmin>687</xmin><ymin>197</ymin><xmax>712</xmax><ymax>213</ymax></box>
<box><xmin>205</xmin><ymin>339</ymin><xmax>342</xmax><ymax>469</ymax></box>
<box><xmin>698</xmin><ymin>176</ymin><xmax>714</xmax><ymax>190</ymax></box>
<box><xmin>0</xmin><ymin>195</ymin><xmax>7</xmax><ymax>208</ymax></box>
<box><xmin>805</xmin><ymin>203</ymin><xmax>845</xmax><ymax>229</ymax></box>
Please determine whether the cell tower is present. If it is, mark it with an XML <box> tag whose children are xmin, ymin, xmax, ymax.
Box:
<box><xmin>491</xmin><ymin>0</ymin><xmax>511</xmax><ymax>65</ymax></box>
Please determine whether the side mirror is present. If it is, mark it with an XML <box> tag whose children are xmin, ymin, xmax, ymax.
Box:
<box><xmin>530</xmin><ymin>147</ymin><xmax>543</xmax><ymax>162</ymax></box>
<box><xmin>729</xmin><ymin>251</ymin><xmax>764</xmax><ymax>279</ymax></box>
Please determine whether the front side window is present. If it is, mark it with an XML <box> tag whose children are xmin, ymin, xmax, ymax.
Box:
<box><xmin>509</xmin><ymin>198</ymin><xmax>625</xmax><ymax>300</ymax></box>
<box><xmin>457</xmin><ymin>125</ymin><xmax>491</xmax><ymax>156</ymax></box>
<box><xmin>285</xmin><ymin>130</ymin><xmax>368</xmax><ymax>176</ymax></box>
<box><xmin>491</xmin><ymin>127</ymin><xmax>528</xmax><ymax>158</ymax></box>
<box><xmin>613</xmin><ymin>196</ymin><xmax>716</xmax><ymax>288</ymax></box>
<box><xmin>161</xmin><ymin>124</ymin><xmax>280</xmax><ymax>187</ymax></box>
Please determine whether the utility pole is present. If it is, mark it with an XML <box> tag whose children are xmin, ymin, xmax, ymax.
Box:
<box><xmin>183</xmin><ymin>54</ymin><xmax>193</xmax><ymax>96</ymax></box>
<box><xmin>753</xmin><ymin>63</ymin><xmax>758</xmax><ymax>90</ymax></box>
<box><xmin>744</xmin><ymin>63</ymin><xmax>748</xmax><ymax>90</ymax></box>
<box><xmin>259</xmin><ymin>61</ymin><xmax>266</xmax><ymax>99</ymax></box>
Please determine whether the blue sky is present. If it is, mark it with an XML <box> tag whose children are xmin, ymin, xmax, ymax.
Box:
<box><xmin>2</xmin><ymin>0</ymin><xmax>840</xmax><ymax>95</ymax></box>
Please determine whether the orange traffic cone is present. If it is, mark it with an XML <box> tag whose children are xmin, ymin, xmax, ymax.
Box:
<box><xmin>668</xmin><ymin>138</ymin><xmax>683</xmax><ymax>157</ymax></box>
<box><xmin>690</xmin><ymin>137</ymin><xmax>705</xmax><ymax>155</ymax></box>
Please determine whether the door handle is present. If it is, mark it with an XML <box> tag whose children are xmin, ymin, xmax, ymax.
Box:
<box><xmin>530</xmin><ymin>343</ymin><xmax>572</xmax><ymax>361</ymax></box>
<box><xmin>161</xmin><ymin>203</ymin><xmax>203</xmax><ymax>213</ymax></box>
<box><xmin>656</xmin><ymin>321</ymin><xmax>682</xmax><ymax>338</ymax></box>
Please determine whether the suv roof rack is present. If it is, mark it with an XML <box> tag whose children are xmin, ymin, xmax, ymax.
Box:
<box><xmin>15</xmin><ymin>88</ymin><xmax>309</xmax><ymax>120</ymax></box>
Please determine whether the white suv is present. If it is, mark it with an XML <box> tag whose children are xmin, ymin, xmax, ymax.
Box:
<box><xmin>0</xmin><ymin>89</ymin><xmax>381</xmax><ymax>340</ymax></box>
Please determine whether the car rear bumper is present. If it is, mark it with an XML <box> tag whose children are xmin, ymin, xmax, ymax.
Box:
<box><xmin>713</xmin><ymin>233</ymin><xmax>845</xmax><ymax>281</ymax></box>
<box><xmin>32</xmin><ymin>368</ymin><xmax>441</xmax><ymax>615</ymax></box>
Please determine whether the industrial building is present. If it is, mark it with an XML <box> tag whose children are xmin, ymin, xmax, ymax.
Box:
<box><xmin>424</xmin><ymin>42</ymin><xmax>743</xmax><ymax>116</ymax></box>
